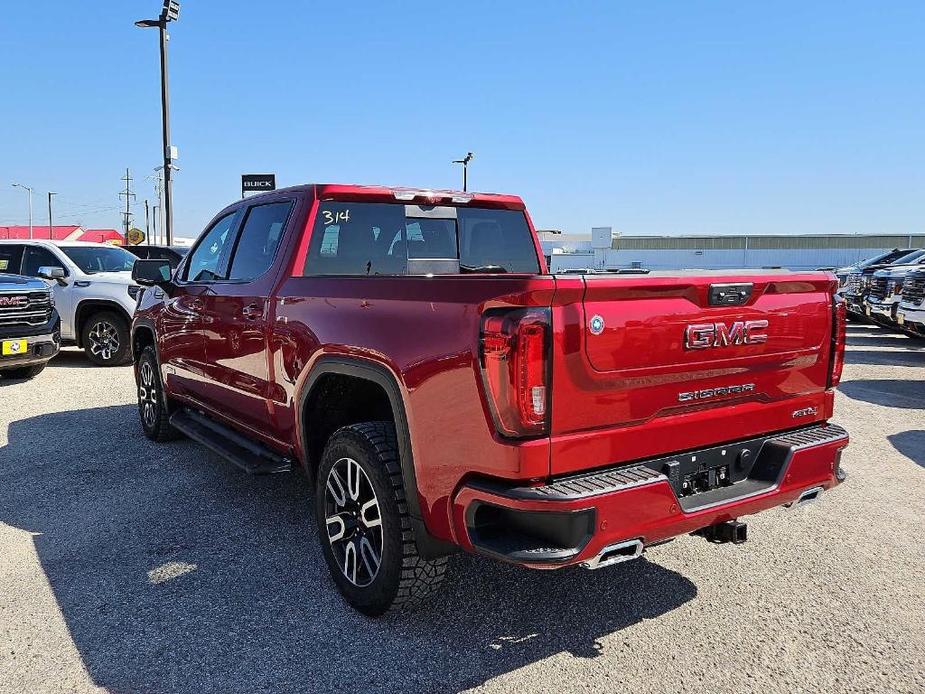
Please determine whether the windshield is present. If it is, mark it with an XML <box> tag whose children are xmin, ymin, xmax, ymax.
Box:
<box><xmin>890</xmin><ymin>249</ymin><xmax>925</xmax><ymax>265</ymax></box>
<box><xmin>61</xmin><ymin>246</ymin><xmax>137</xmax><ymax>274</ymax></box>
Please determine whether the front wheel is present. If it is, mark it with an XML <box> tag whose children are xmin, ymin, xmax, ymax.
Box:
<box><xmin>136</xmin><ymin>346</ymin><xmax>179</xmax><ymax>441</ymax></box>
<box><xmin>315</xmin><ymin>422</ymin><xmax>447</xmax><ymax>616</ymax></box>
<box><xmin>82</xmin><ymin>311</ymin><xmax>131</xmax><ymax>366</ymax></box>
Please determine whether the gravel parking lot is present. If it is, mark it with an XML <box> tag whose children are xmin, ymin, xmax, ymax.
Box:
<box><xmin>1</xmin><ymin>323</ymin><xmax>923</xmax><ymax>694</ymax></box>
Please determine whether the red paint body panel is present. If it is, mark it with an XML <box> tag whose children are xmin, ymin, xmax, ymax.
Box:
<box><xmin>134</xmin><ymin>182</ymin><xmax>848</xmax><ymax>563</ymax></box>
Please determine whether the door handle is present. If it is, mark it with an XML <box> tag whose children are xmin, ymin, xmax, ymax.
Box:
<box><xmin>242</xmin><ymin>303</ymin><xmax>262</xmax><ymax>320</ymax></box>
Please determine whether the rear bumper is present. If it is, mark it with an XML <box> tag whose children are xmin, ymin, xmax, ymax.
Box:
<box><xmin>452</xmin><ymin>424</ymin><xmax>848</xmax><ymax>568</ymax></box>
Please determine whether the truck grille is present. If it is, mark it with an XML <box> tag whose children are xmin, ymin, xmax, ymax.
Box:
<box><xmin>904</xmin><ymin>275</ymin><xmax>925</xmax><ymax>306</ymax></box>
<box><xmin>868</xmin><ymin>277</ymin><xmax>889</xmax><ymax>302</ymax></box>
<box><xmin>0</xmin><ymin>291</ymin><xmax>53</xmax><ymax>327</ymax></box>
<box><xmin>845</xmin><ymin>273</ymin><xmax>864</xmax><ymax>295</ymax></box>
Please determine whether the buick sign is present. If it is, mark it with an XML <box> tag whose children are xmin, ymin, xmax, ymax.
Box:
<box><xmin>242</xmin><ymin>173</ymin><xmax>276</xmax><ymax>196</ymax></box>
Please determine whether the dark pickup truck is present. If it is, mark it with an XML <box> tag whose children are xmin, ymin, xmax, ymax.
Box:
<box><xmin>131</xmin><ymin>183</ymin><xmax>849</xmax><ymax>615</ymax></box>
<box><xmin>0</xmin><ymin>272</ymin><xmax>60</xmax><ymax>380</ymax></box>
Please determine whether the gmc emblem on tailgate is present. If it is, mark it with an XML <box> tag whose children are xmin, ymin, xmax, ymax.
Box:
<box><xmin>0</xmin><ymin>295</ymin><xmax>28</xmax><ymax>308</ymax></box>
<box><xmin>684</xmin><ymin>320</ymin><xmax>769</xmax><ymax>350</ymax></box>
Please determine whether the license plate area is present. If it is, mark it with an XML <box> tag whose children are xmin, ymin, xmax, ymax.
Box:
<box><xmin>1</xmin><ymin>339</ymin><xmax>28</xmax><ymax>357</ymax></box>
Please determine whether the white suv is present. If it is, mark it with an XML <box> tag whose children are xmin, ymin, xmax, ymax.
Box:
<box><xmin>0</xmin><ymin>240</ymin><xmax>140</xmax><ymax>365</ymax></box>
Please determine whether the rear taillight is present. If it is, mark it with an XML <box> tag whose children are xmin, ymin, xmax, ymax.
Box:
<box><xmin>829</xmin><ymin>296</ymin><xmax>847</xmax><ymax>387</ymax></box>
<box><xmin>480</xmin><ymin>308</ymin><xmax>550</xmax><ymax>437</ymax></box>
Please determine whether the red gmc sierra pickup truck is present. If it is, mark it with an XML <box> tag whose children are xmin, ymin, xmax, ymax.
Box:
<box><xmin>131</xmin><ymin>183</ymin><xmax>849</xmax><ymax>616</ymax></box>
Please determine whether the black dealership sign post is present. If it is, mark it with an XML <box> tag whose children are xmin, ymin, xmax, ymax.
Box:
<box><xmin>242</xmin><ymin>173</ymin><xmax>276</xmax><ymax>197</ymax></box>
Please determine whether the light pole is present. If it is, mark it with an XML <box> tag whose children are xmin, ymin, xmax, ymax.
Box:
<box><xmin>136</xmin><ymin>1</ymin><xmax>180</xmax><ymax>245</ymax></box>
<box><xmin>11</xmin><ymin>183</ymin><xmax>34</xmax><ymax>239</ymax></box>
<box><xmin>452</xmin><ymin>152</ymin><xmax>474</xmax><ymax>191</ymax></box>
<box><xmin>47</xmin><ymin>192</ymin><xmax>57</xmax><ymax>239</ymax></box>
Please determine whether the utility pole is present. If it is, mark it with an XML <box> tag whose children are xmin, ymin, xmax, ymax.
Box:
<box><xmin>120</xmin><ymin>168</ymin><xmax>136</xmax><ymax>242</ymax></box>
<box><xmin>47</xmin><ymin>192</ymin><xmax>56</xmax><ymax>239</ymax></box>
<box><xmin>452</xmin><ymin>152</ymin><xmax>474</xmax><ymax>191</ymax></box>
<box><xmin>144</xmin><ymin>199</ymin><xmax>150</xmax><ymax>245</ymax></box>
<box><xmin>11</xmin><ymin>183</ymin><xmax>34</xmax><ymax>238</ymax></box>
<box><xmin>136</xmin><ymin>1</ymin><xmax>181</xmax><ymax>245</ymax></box>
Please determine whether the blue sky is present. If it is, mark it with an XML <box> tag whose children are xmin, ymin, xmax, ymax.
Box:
<box><xmin>1</xmin><ymin>1</ymin><xmax>923</xmax><ymax>239</ymax></box>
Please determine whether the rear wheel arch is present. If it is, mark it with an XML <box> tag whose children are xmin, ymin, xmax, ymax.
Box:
<box><xmin>297</xmin><ymin>357</ymin><xmax>454</xmax><ymax>559</ymax></box>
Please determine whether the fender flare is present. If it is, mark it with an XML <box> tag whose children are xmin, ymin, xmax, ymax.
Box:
<box><xmin>297</xmin><ymin>356</ymin><xmax>455</xmax><ymax>559</ymax></box>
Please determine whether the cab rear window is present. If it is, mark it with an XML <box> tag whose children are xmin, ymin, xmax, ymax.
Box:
<box><xmin>302</xmin><ymin>202</ymin><xmax>540</xmax><ymax>276</ymax></box>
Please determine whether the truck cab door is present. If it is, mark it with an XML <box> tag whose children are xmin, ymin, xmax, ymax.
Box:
<box><xmin>21</xmin><ymin>245</ymin><xmax>74</xmax><ymax>338</ymax></box>
<box><xmin>198</xmin><ymin>200</ymin><xmax>295</xmax><ymax>440</ymax></box>
<box><xmin>161</xmin><ymin>211</ymin><xmax>240</xmax><ymax>401</ymax></box>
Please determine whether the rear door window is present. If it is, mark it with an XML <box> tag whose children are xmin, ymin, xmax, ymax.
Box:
<box><xmin>302</xmin><ymin>202</ymin><xmax>539</xmax><ymax>275</ymax></box>
<box><xmin>227</xmin><ymin>201</ymin><xmax>293</xmax><ymax>281</ymax></box>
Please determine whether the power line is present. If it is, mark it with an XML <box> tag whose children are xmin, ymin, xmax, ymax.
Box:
<box><xmin>119</xmin><ymin>168</ymin><xmax>136</xmax><ymax>239</ymax></box>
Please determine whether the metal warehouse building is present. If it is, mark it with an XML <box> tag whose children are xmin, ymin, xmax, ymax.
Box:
<box><xmin>544</xmin><ymin>231</ymin><xmax>925</xmax><ymax>272</ymax></box>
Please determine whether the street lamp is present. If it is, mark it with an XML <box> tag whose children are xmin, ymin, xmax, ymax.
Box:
<box><xmin>136</xmin><ymin>0</ymin><xmax>180</xmax><ymax>245</ymax></box>
<box><xmin>11</xmin><ymin>183</ymin><xmax>34</xmax><ymax>239</ymax></box>
<box><xmin>452</xmin><ymin>152</ymin><xmax>474</xmax><ymax>192</ymax></box>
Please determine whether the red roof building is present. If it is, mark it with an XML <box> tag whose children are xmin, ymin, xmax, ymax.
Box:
<box><xmin>0</xmin><ymin>225</ymin><xmax>123</xmax><ymax>244</ymax></box>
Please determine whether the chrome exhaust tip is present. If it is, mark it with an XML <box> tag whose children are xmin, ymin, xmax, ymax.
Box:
<box><xmin>580</xmin><ymin>538</ymin><xmax>644</xmax><ymax>570</ymax></box>
<box><xmin>787</xmin><ymin>485</ymin><xmax>824</xmax><ymax>509</ymax></box>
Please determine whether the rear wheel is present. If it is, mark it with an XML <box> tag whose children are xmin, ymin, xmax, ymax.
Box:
<box><xmin>83</xmin><ymin>311</ymin><xmax>131</xmax><ymax>366</ymax></box>
<box><xmin>315</xmin><ymin>422</ymin><xmax>447</xmax><ymax>616</ymax></box>
<box><xmin>0</xmin><ymin>363</ymin><xmax>46</xmax><ymax>380</ymax></box>
<box><xmin>136</xmin><ymin>346</ymin><xmax>179</xmax><ymax>441</ymax></box>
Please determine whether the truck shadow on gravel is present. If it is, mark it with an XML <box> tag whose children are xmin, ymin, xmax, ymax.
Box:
<box><xmin>889</xmin><ymin>431</ymin><xmax>925</xmax><ymax>469</ymax></box>
<box><xmin>838</xmin><ymin>380</ymin><xmax>925</xmax><ymax>409</ymax></box>
<box><xmin>1</xmin><ymin>404</ymin><xmax>697</xmax><ymax>694</ymax></box>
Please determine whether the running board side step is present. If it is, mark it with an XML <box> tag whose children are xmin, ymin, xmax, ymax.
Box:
<box><xmin>169</xmin><ymin>408</ymin><xmax>292</xmax><ymax>475</ymax></box>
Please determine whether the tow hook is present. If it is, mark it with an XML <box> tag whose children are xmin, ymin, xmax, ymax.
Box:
<box><xmin>696</xmin><ymin>520</ymin><xmax>747</xmax><ymax>545</ymax></box>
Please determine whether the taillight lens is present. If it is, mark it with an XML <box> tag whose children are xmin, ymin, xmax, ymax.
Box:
<box><xmin>480</xmin><ymin>308</ymin><xmax>550</xmax><ymax>437</ymax></box>
<box><xmin>829</xmin><ymin>296</ymin><xmax>847</xmax><ymax>387</ymax></box>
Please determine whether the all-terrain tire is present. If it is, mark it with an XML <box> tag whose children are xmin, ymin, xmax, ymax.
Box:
<box><xmin>315</xmin><ymin>421</ymin><xmax>447</xmax><ymax>616</ymax></box>
<box><xmin>136</xmin><ymin>346</ymin><xmax>180</xmax><ymax>442</ymax></box>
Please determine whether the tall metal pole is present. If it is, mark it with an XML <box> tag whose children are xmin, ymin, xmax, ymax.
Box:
<box><xmin>28</xmin><ymin>188</ymin><xmax>33</xmax><ymax>239</ymax></box>
<box><xmin>159</xmin><ymin>21</ymin><xmax>174</xmax><ymax>246</ymax></box>
<box><xmin>47</xmin><ymin>192</ymin><xmax>56</xmax><ymax>239</ymax></box>
<box><xmin>144</xmin><ymin>199</ymin><xmax>150</xmax><ymax>244</ymax></box>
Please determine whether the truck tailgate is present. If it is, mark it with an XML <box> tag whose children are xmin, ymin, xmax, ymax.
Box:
<box><xmin>549</xmin><ymin>271</ymin><xmax>837</xmax><ymax>475</ymax></box>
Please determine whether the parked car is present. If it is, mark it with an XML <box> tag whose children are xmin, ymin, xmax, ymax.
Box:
<box><xmin>897</xmin><ymin>267</ymin><xmax>925</xmax><ymax>336</ymax></box>
<box><xmin>835</xmin><ymin>248</ymin><xmax>915</xmax><ymax>301</ymax></box>
<box><xmin>0</xmin><ymin>240</ymin><xmax>140</xmax><ymax>366</ymax></box>
<box><xmin>124</xmin><ymin>244</ymin><xmax>189</xmax><ymax>268</ymax></box>
<box><xmin>865</xmin><ymin>254</ymin><xmax>925</xmax><ymax>325</ymax></box>
<box><xmin>0</xmin><ymin>271</ymin><xmax>60</xmax><ymax>379</ymax></box>
<box><xmin>130</xmin><ymin>183</ymin><xmax>849</xmax><ymax>616</ymax></box>
<box><xmin>843</xmin><ymin>248</ymin><xmax>924</xmax><ymax>317</ymax></box>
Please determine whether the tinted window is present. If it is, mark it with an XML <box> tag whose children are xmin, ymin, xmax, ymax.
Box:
<box><xmin>227</xmin><ymin>202</ymin><xmax>293</xmax><ymax>281</ymax></box>
<box><xmin>60</xmin><ymin>246</ymin><xmax>135</xmax><ymax>274</ymax></box>
<box><xmin>0</xmin><ymin>245</ymin><xmax>24</xmax><ymax>274</ymax></box>
<box><xmin>185</xmin><ymin>213</ymin><xmax>238</xmax><ymax>281</ymax></box>
<box><xmin>458</xmin><ymin>209</ymin><xmax>539</xmax><ymax>273</ymax></box>
<box><xmin>303</xmin><ymin>203</ymin><xmax>539</xmax><ymax>275</ymax></box>
<box><xmin>23</xmin><ymin>246</ymin><xmax>68</xmax><ymax>276</ymax></box>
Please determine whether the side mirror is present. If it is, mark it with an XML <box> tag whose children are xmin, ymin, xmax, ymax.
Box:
<box><xmin>37</xmin><ymin>266</ymin><xmax>67</xmax><ymax>285</ymax></box>
<box><xmin>132</xmin><ymin>259</ymin><xmax>174</xmax><ymax>287</ymax></box>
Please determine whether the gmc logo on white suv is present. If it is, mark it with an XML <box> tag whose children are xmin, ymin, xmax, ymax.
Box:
<box><xmin>684</xmin><ymin>320</ymin><xmax>769</xmax><ymax>349</ymax></box>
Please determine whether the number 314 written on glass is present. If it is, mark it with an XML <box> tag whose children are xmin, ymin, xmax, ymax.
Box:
<box><xmin>321</xmin><ymin>209</ymin><xmax>350</xmax><ymax>225</ymax></box>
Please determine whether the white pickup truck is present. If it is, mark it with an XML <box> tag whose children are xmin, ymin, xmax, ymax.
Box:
<box><xmin>0</xmin><ymin>240</ymin><xmax>140</xmax><ymax>365</ymax></box>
